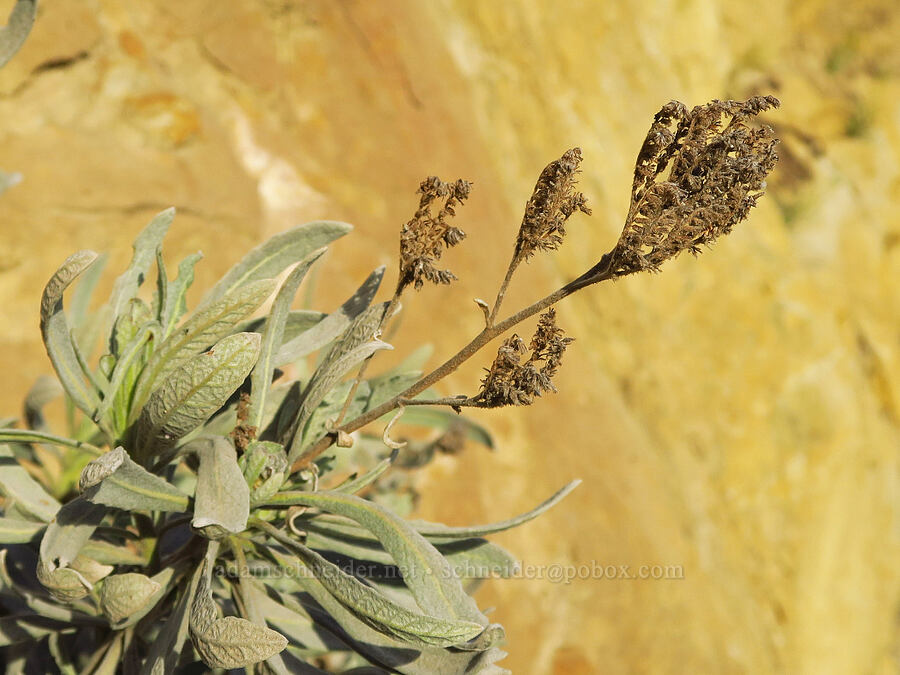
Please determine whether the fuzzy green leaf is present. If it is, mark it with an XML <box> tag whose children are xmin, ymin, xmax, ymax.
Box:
<box><xmin>190</xmin><ymin>559</ymin><xmax>287</xmax><ymax>668</ymax></box>
<box><xmin>0</xmin><ymin>517</ymin><xmax>44</xmax><ymax>543</ymax></box>
<box><xmin>258</xmin><ymin>491</ymin><xmax>487</xmax><ymax>627</ymax></box>
<box><xmin>40</xmin><ymin>250</ymin><xmax>103</xmax><ymax>418</ymax></box>
<box><xmin>134</xmin><ymin>332</ymin><xmax>262</xmax><ymax>460</ymax></box>
<box><xmin>23</xmin><ymin>375</ymin><xmax>63</xmax><ymax>432</ymax></box>
<box><xmin>258</xmin><ymin>522</ymin><xmax>483</xmax><ymax>647</ymax></box>
<box><xmin>131</xmin><ymin>279</ymin><xmax>275</xmax><ymax>416</ymax></box>
<box><xmin>0</xmin><ymin>0</ymin><xmax>36</xmax><ymax>68</ymax></box>
<box><xmin>249</xmin><ymin>248</ymin><xmax>326</xmax><ymax>430</ymax></box>
<box><xmin>190</xmin><ymin>437</ymin><xmax>250</xmax><ymax>538</ymax></box>
<box><xmin>80</xmin><ymin>447</ymin><xmax>190</xmax><ymax>513</ymax></box>
<box><xmin>108</xmin><ymin>208</ymin><xmax>174</xmax><ymax>324</ymax></box>
<box><xmin>240</xmin><ymin>309</ymin><xmax>325</xmax><ymax>345</ymax></box>
<box><xmin>274</xmin><ymin>266</ymin><xmax>385</xmax><ymax>367</ymax></box>
<box><xmin>333</xmin><ymin>449</ymin><xmax>398</xmax><ymax>494</ymax></box>
<box><xmin>140</xmin><ymin>563</ymin><xmax>201</xmax><ymax>675</ymax></box>
<box><xmin>286</xmin><ymin>339</ymin><xmax>393</xmax><ymax>462</ymax></box>
<box><xmin>200</xmin><ymin>220</ymin><xmax>351</xmax><ymax>308</ymax></box>
<box><xmin>0</xmin><ymin>430</ymin><xmax>103</xmax><ymax>456</ymax></box>
<box><xmin>396</xmin><ymin>407</ymin><xmax>495</xmax><ymax>449</ymax></box>
<box><xmin>98</xmin><ymin>572</ymin><xmax>162</xmax><ymax>623</ymax></box>
<box><xmin>0</xmin><ymin>443</ymin><xmax>61</xmax><ymax>522</ymax></box>
<box><xmin>160</xmin><ymin>251</ymin><xmax>203</xmax><ymax>338</ymax></box>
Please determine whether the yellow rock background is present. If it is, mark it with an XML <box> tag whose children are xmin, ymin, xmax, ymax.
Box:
<box><xmin>1</xmin><ymin>1</ymin><xmax>898</xmax><ymax>673</ymax></box>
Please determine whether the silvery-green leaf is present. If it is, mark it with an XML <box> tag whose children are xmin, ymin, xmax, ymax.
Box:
<box><xmin>80</xmin><ymin>539</ymin><xmax>148</xmax><ymax>566</ymax></box>
<box><xmin>199</xmin><ymin>220</ymin><xmax>351</xmax><ymax>308</ymax></box>
<box><xmin>69</xmin><ymin>252</ymin><xmax>109</xmax><ymax>359</ymax></box>
<box><xmin>97</xmin><ymin>321</ymin><xmax>159</xmax><ymax>432</ymax></box>
<box><xmin>0</xmin><ymin>443</ymin><xmax>61</xmax><ymax>522</ymax></box>
<box><xmin>291</xmin><ymin>379</ymin><xmax>370</xmax><ymax>454</ymax></box>
<box><xmin>98</xmin><ymin>572</ymin><xmax>161</xmax><ymax>623</ymax></box>
<box><xmin>267</xmin><ymin>548</ymin><xmax>506</xmax><ymax>675</ymax></box>
<box><xmin>0</xmin><ymin>430</ymin><xmax>102</xmax><ymax>456</ymax></box>
<box><xmin>0</xmin><ymin>0</ymin><xmax>36</xmax><ymax>68</ymax></box>
<box><xmin>108</xmin><ymin>567</ymin><xmax>176</xmax><ymax>629</ymax></box>
<box><xmin>333</xmin><ymin>449</ymin><xmax>398</xmax><ymax>494</ymax></box>
<box><xmin>234</xmin><ymin>577</ymin><xmax>292</xmax><ymax>675</ymax></box>
<box><xmin>258</xmin><ymin>522</ymin><xmax>483</xmax><ymax>647</ymax></box>
<box><xmin>243</xmin><ymin>581</ymin><xmax>345</xmax><ymax>654</ymax></box>
<box><xmin>40</xmin><ymin>251</ymin><xmax>103</xmax><ymax>417</ymax></box>
<box><xmin>111</xmin><ymin>298</ymin><xmax>152</xmax><ymax>357</ymax></box>
<box><xmin>190</xmin><ymin>437</ymin><xmax>250</xmax><ymax>538</ymax></box>
<box><xmin>274</xmin><ymin>266</ymin><xmax>385</xmax><ymax>367</ymax></box>
<box><xmin>37</xmin><ymin>497</ymin><xmax>106</xmax><ymax>588</ymax></box>
<box><xmin>140</xmin><ymin>563</ymin><xmax>202</xmax><ymax>675</ymax></box>
<box><xmin>258</xmin><ymin>491</ymin><xmax>486</xmax><ymax>627</ymax></box>
<box><xmin>249</xmin><ymin>248</ymin><xmax>326</xmax><ymax>430</ymax></box>
<box><xmin>131</xmin><ymin>281</ymin><xmax>274</xmax><ymax>419</ymax></box>
<box><xmin>36</xmin><ymin>553</ymin><xmax>112</xmax><ymax>602</ymax></box>
<box><xmin>23</xmin><ymin>375</ymin><xmax>63</xmax><ymax>432</ymax></box>
<box><xmin>160</xmin><ymin>251</ymin><xmax>203</xmax><ymax>339</ymax></box>
<box><xmin>134</xmin><ymin>332</ymin><xmax>262</xmax><ymax>461</ymax></box>
<box><xmin>190</xmin><ymin>559</ymin><xmax>287</xmax><ymax>668</ymax></box>
<box><xmin>240</xmin><ymin>309</ymin><xmax>325</xmax><ymax>345</ymax></box>
<box><xmin>80</xmin><ymin>447</ymin><xmax>189</xmax><ymax>512</ymax></box>
<box><xmin>405</xmin><ymin>480</ymin><xmax>581</xmax><ymax>540</ymax></box>
<box><xmin>0</xmin><ymin>517</ymin><xmax>44</xmax><ymax>543</ymax></box>
<box><xmin>285</xmin><ymin>339</ymin><xmax>393</xmax><ymax>462</ymax></box>
<box><xmin>365</xmin><ymin>371</ymin><xmax>420</xmax><ymax>413</ymax></box>
<box><xmin>108</xmin><ymin>209</ymin><xmax>174</xmax><ymax>325</ymax></box>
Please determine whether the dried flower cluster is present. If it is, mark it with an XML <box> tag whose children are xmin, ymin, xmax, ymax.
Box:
<box><xmin>398</xmin><ymin>175</ymin><xmax>472</xmax><ymax>291</ymax></box>
<box><xmin>475</xmin><ymin>309</ymin><xmax>573</xmax><ymax>407</ymax></box>
<box><xmin>608</xmin><ymin>96</ymin><xmax>780</xmax><ymax>276</ymax></box>
<box><xmin>514</xmin><ymin>148</ymin><xmax>592</xmax><ymax>263</ymax></box>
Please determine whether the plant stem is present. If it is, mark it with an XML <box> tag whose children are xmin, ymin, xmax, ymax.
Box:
<box><xmin>488</xmin><ymin>252</ymin><xmax>520</xmax><ymax>326</ymax></box>
<box><xmin>289</xmin><ymin>254</ymin><xmax>613</xmax><ymax>474</ymax></box>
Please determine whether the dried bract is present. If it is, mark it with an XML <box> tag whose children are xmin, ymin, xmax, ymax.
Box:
<box><xmin>609</xmin><ymin>96</ymin><xmax>780</xmax><ymax>276</ymax></box>
<box><xmin>514</xmin><ymin>148</ymin><xmax>592</xmax><ymax>263</ymax></box>
<box><xmin>476</xmin><ymin>308</ymin><xmax>573</xmax><ymax>407</ymax></box>
<box><xmin>398</xmin><ymin>176</ymin><xmax>472</xmax><ymax>291</ymax></box>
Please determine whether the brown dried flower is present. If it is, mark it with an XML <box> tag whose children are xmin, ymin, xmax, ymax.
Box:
<box><xmin>514</xmin><ymin>148</ymin><xmax>592</xmax><ymax>264</ymax></box>
<box><xmin>398</xmin><ymin>176</ymin><xmax>472</xmax><ymax>291</ymax></box>
<box><xmin>475</xmin><ymin>308</ymin><xmax>573</xmax><ymax>407</ymax></box>
<box><xmin>608</xmin><ymin>96</ymin><xmax>780</xmax><ymax>276</ymax></box>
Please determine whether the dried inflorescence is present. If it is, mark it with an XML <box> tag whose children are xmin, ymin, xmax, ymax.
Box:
<box><xmin>475</xmin><ymin>308</ymin><xmax>574</xmax><ymax>407</ymax></box>
<box><xmin>398</xmin><ymin>176</ymin><xmax>472</xmax><ymax>291</ymax></box>
<box><xmin>608</xmin><ymin>96</ymin><xmax>780</xmax><ymax>276</ymax></box>
<box><xmin>514</xmin><ymin>148</ymin><xmax>592</xmax><ymax>263</ymax></box>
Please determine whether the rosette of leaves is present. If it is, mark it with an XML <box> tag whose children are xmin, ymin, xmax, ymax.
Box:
<box><xmin>0</xmin><ymin>211</ymin><xmax>578</xmax><ymax>674</ymax></box>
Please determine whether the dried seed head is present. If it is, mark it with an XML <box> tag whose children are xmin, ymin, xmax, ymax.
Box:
<box><xmin>515</xmin><ymin>148</ymin><xmax>592</xmax><ymax>263</ymax></box>
<box><xmin>398</xmin><ymin>176</ymin><xmax>472</xmax><ymax>291</ymax></box>
<box><xmin>476</xmin><ymin>308</ymin><xmax>574</xmax><ymax>407</ymax></box>
<box><xmin>609</xmin><ymin>96</ymin><xmax>780</xmax><ymax>276</ymax></box>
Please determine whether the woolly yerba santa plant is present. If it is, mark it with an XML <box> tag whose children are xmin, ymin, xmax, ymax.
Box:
<box><xmin>0</xmin><ymin>5</ymin><xmax>780</xmax><ymax>672</ymax></box>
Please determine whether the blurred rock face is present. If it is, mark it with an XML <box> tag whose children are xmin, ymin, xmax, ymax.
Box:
<box><xmin>1</xmin><ymin>1</ymin><xmax>898</xmax><ymax>672</ymax></box>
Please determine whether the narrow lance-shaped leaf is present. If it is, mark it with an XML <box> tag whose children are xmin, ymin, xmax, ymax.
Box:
<box><xmin>190</xmin><ymin>558</ymin><xmax>287</xmax><ymax>669</ymax></box>
<box><xmin>0</xmin><ymin>517</ymin><xmax>44</xmax><ymax>544</ymax></box>
<box><xmin>36</xmin><ymin>496</ymin><xmax>107</xmax><ymax>600</ymax></box>
<box><xmin>239</xmin><ymin>309</ymin><xmax>324</xmax><ymax>345</ymax></box>
<box><xmin>0</xmin><ymin>0</ymin><xmax>37</xmax><ymax>67</ymax></box>
<box><xmin>189</xmin><ymin>437</ymin><xmax>250</xmax><ymax>539</ymax></box>
<box><xmin>255</xmin><ymin>520</ymin><xmax>484</xmax><ymax>647</ymax></box>
<box><xmin>333</xmin><ymin>449</ymin><xmax>398</xmax><ymax>494</ymax></box>
<box><xmin>199</xmin><ymin>220</ymin><xmax>351</xmax><ymax>308</ymax></box>
<box><xmin>23</xmin><ymin>375</ymin><xmax>63</xmax><ymax>432</ymax></box>
<box><xmin>140</xmin><ymin>561</ymin><xmax>202</xmax><ymax>675</ymax></box>
<box><xmin>0</xmin><ymin>443</ymin><xmax>61</xmax><ymax>522</ymax></box>
<box><xmin>130</xmin><ymin>279</ymin><xmax>275</xmax><ymax>417</ymax></box>
<box><xmin>0</xmin><ymin>430</ymin><xmax>103</xmax><ymax>456</ymax></box>
<box><xmin>40</xmin><ymin>251</ymin><xmax>103</xmax><ymax>418</ymax></box>
<box><xmin>133</xmin><ymin>332</ymin><xmax>262</xmax><ymax>462</ymax></box>
<box><xmin>274</xmin><ymin>266</ymin><xmax>385</xmax><ymax>367</ymax></box>
<box><xmin>108</xmin><ymin>208</ymin><xmax>174</xmax><ymax>325</ymax></box>
<box><xmin>286</xmin><ymin>339</ymin><xmax>393</xmax><ymax>463</ymax></box>
<box><xmin>258</xmin><ymin>490</ymin><xmax>488</xmax><ymax>627</ymax></box>
<box><xmin>160</xmin><ymin>251</ymin><xmax>203</xmax><ymax>338</ymax></box>
<box><xmin>249</xmin><ymin>247</ymin><xmax>326</xmax><ymax>431</ymax></box>
<box><xmin>79</xmin><ymin>447</ymin><xmax>190</xmax><ymax>513</ymax></box>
